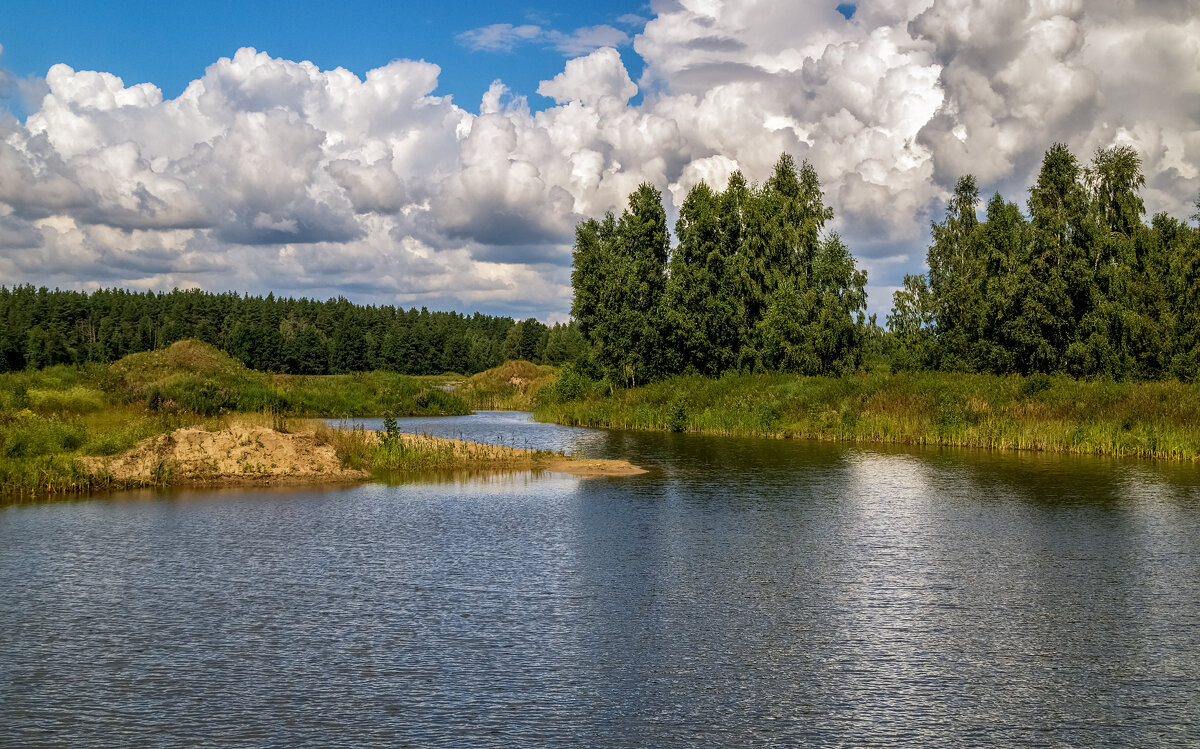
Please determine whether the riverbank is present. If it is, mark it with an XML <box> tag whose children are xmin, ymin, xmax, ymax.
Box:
<box><xmin>8</xmin><ymin>340</ymin><xmax>1200</xmax><ymax>496</ymax></box>
<box><xmin>2</xmin><ymin>340</ymin><xmax>496</xmax><ymax>496</ymax></box>
<box><xmin>309</xmin><ymin>421</ymin><xmax>643</xmax><ymax>479</ymax></box>
<box><xmin>73</xmin><ymin>419</ymin><xmax>642</xmax><ymax>490</ymax></box>
<box><xmin>535</xmin><ymin>370</ymin><xmax>1200</xmax><ymax>461</ymax></box>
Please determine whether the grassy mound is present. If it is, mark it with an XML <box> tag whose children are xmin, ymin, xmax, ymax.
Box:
<box><xmin>110</xmin><ymin>339</ymin><xmax>249</xmax><ymax>384</ymax></box>
<box><xmin>101</xmin><ymin>339</ymin><xmax>470</xmax><ymax>418</ymax></box>
<box><xmin>458</xmin><ymin>360</ymin><xmax>558</xmax><ymax>410</ymax></box>
<box><xmin>105</xmin><ymin>340</ymin><xmax>279</xmax><ymax>415</ymax></box>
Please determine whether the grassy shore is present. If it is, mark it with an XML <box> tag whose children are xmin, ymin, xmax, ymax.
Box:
<box><xmin>0</xmin><ymin>340</ymin><xmax>471</xmax><ymax>496</ymax></box>
<box><xmin>310</xmin><ymin>420</ymin><xmax>555</xmax><ymax>474</ymax></box>
<box><xmin>305</xmin><ymin>419</ymin><xmax>641</xmax><ymax>479</ymax></box>
<box><xmin>535</xmin><ymin>370</ymin><xmax>1200</xmax><ymax>461</ymax></box>
<box><xmin>9</xmin><ymin>341</ymin><xmax>1200</xmax><ymax>497</ymax></box>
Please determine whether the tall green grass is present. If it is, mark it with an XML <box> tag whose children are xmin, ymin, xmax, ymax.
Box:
<box><xmin>312</xmin><ymin>418</ymin><xmax>555</xmax><ymax>477</ymax></box>
<box><xmin>535</xmin><ymin>370</ymin><xmax>1200</xmax><ymax>461</ymax></box>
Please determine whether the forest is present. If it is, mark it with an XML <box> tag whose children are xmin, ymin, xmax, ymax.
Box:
<box><xmin>0</xmin><ymin>286</ymin><xmax>585</xmax><ymax>376</ymax></box>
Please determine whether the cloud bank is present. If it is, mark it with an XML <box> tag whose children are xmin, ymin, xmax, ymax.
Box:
<box><xmin>2</xmin><ymin>0</ymin><xmax>1198</xmax><ymax>320</ymax></box>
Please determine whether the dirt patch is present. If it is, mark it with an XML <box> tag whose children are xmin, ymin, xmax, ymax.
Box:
<box><xmin>81</xmin><ymin>425</ymin><xmax>370</xmax><ymax>486</ymax></box>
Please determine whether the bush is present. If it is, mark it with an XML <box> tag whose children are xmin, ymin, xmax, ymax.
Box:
<box><xmin>27</xmin><ymin>386</ymin><xmax>106</xmax><ymax>414</ymax></box>
<box><xmin>0</xmin><ymin>411</ymin><xmax>87</xmax><ymax>459</ymax></box>
<box><xmin>1019</xmin><ymin>373</ymin><xmax>1054</xmax><ymax>398</ymax></box>
<box><xmin>414</xmin><ymin>387</ymin><xmax>470</xmax><ymax>415</ymax></box>
<box><xmin>667</xmin><ymin>399</ymin><xmax>688</xmax><ymax>432</ymax></box>
<box><xmin>545</xmin><ymin>364</ymin><xmax>594</xmax><ymax>404</ymax></box>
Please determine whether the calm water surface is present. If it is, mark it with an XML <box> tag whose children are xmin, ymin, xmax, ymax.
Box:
<box><xmin>2</xmin><ymin>411</ymin><xmax>1199</xmax><ymax>746</ymax></box>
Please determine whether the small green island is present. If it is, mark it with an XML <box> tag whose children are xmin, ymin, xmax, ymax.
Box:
<box><xmin>3</xmin><ymin>143</ymin><xmax>1200</xmax><ymax>497</ymax></box>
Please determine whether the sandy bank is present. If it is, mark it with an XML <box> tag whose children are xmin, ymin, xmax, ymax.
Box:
<box><xmin>81</xmin><ymin>424</ymin><xmax>644</xmax><ymax>487</ymax></box>
<box><xmin>80</xmin><ymin>424</ymin><xmax>370</xmax><ymax>487</ymax></box>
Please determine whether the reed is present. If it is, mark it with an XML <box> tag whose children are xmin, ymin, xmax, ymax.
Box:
<box><xmin>311</xmin><ymin>420</ymin><xmax>556</xmax><ymax>476</ymax></box>
<box><xmin>534</xmin><ymin>370</ymin><xmax>1200</xmax><ymax>461</ymax></box>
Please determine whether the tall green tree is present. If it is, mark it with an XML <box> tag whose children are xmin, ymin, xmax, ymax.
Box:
<box><xmin>663</xmin><ymin>181</ymin><xmax>732</xmax><ymax>375</ymax></box>
<box><xmin>571</xmin><ymin>185</ymin><xmax>669</xmax><ymax>386</ymax></box>
<box><xmin>926</xmin><ymin>175</ymin><xmax>983</xmax><ymax>370</ymax></box>
<box><xmin>757</xmin><ymin>233</ymin><xmax>867</xmax><ymax>375</ymax></box>
<box><xmin>887</xmin><ymin>274</ymin><xmax>936</xmax><ymax>371</ymax></box>
<box><xmin>284</xmin><ymin>325</ymin><xmax>329</xmax><ymax>375</ymax></box>
<box><xmin>572</xmin><ymin>154</ymin><xmax>867</xmax><ymax>383</ymax></box>
<box><xmin>330</xmin><ymin>312</ymin><xmax>371</xmax><ymax>373</ymax></box>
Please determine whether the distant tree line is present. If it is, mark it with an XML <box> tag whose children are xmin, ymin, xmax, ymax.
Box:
<box><xmin>889</xmin><ymin>143</ymin><xmax>1200</xmax><ymax>380</ymax></box>
<box><xmin>0</xmin><ymin>286</ymin><xmax>586</xmax><ymax>375</ymax></box>
<box><xmin>571</xmin><ymin>154</ymin><xmax>869</xmax><ymax>386</ymax></box>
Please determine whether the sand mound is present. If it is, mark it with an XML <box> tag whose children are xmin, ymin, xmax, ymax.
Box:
<box><xmin>82</xmin><ymin>425</ymin><xmax>369</xmax><ymax>486</ymax></box>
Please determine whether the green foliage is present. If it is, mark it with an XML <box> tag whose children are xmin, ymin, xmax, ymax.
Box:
<box><xmin>667</xmin><ymin>399</ymin><xmax>689</xmax><ymax>432</ymax></box>
<box><xmin>0</xmin><ymin>285</ymin><xmax>541</xmax><ymax>377</ymax></box>
<box><xmin>382</xmin><ymin>415</ymin><xmax>400</xmax><ymax>443</ymax></box>
<box><xmin>571</xmin><ymin>183</ymin><xmax>671</xmax><ymax>387</ymax></box>
<box><xmin>543</xmin><ymin>363</ymin><xmax>596</xmax><ymax>405</ymax></box>
<box><xmin>889</xmin><ymin>142</ymin><xmax>1200</xmax><ymax>381</ymax></box>
<box><xmin>1</xmin><ymin>411</ymin><xmax>86</xmax><ymax>459</ymax></box>
<box><xmin>413</xmin><ymin>387</ymin><xmax>469</xmax><ymax>415</ymax></box>
<box><xmin>501</xmin><ymin>319</ymin><xmax>550</xmax><ymax>363</ymax></box>
<box><xmin>542</xmin><ymin>322</ymin><xmax>587</xmax><ymax>365</ymax></box>
<box><xmin>571</xmin><ymin>154</ymin><xmax>868</xmax><ymax>386</ymax></box>
<box><xmin>1018</xmin><ymin>373</ymin><xmax>1054</xmax><ymax>398</ymax></box>
<box><xmin>284</xmin><ymin>325</ymin><xmax>329</xmax><ymax>374</ymax></box>
<box><xmin>887</xmin><ymin>274</ymin><xmax>936</xmax><ymax>371</ymax></box>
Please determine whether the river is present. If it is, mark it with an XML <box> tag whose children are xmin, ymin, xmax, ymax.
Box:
<box><xmin>2</xmin><ymin>411</ymin><xmax>1199</xmax><ymax>746</ymax></box>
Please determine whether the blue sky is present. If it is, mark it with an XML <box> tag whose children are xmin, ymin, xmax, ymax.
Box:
<box><xmin>2</xmin><ymin>0</ymin><xmax>647</xmax><ymax>117</ymax></box>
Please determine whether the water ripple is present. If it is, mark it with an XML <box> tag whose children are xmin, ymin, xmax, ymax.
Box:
<box><xmin>2</xmin><ymin>414</ymin><xmax>1199</xmax><ymax>745</ymax></box>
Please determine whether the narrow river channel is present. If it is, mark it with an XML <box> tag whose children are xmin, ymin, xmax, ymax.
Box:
<box><xmin>3</xmin><ymin>411</ymin><xmax>1199</xmax><ymax>745</ymax></box>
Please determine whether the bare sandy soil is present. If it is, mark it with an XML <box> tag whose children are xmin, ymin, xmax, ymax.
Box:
<box><xmin>81</xmin><ymin>425</ymin><xmax>370</xmax><ymax>487</ymax></box>
<box><xmin>82</xmin><ymin>424</ymin><xmax>645</xmax><ymax>487</ymax></box>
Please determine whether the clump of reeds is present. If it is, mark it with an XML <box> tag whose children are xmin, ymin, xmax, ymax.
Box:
<box><xmin>534</xmin><ymin>369</ymin><xmax>1200</xmax><ymax>461</ymax></box>
<box><xmin>313</xmin><ymin>417</ymin><xmax>556</xmax><ymax>476</ymax></box>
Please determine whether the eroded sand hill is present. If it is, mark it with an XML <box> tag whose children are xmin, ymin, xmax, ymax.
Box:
<box><xmin>82</xmin><ymin>425</ymin><xmax>370</xmax><ymax>486</ymax></box>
